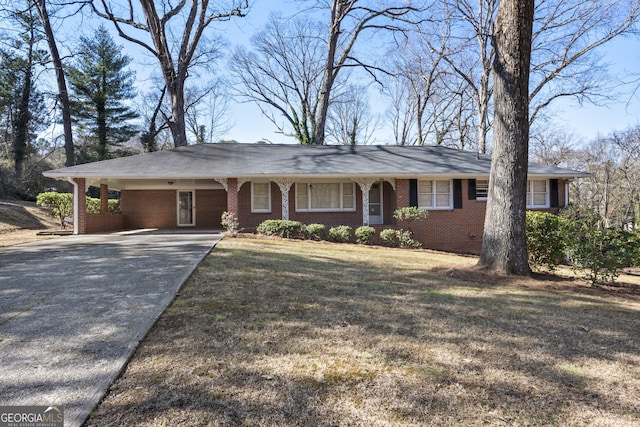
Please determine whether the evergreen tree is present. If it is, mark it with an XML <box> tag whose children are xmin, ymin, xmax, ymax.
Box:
<box><xmin>67</xmin><ymin>25</ymin><xmax>139</xmax><ymax>163</ymax></box>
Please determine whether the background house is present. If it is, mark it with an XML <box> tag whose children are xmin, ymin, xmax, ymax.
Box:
<box><xmin>43</xmin><ymin>144</ymin><xmax>588</xmax><ymax>253</ymax></box>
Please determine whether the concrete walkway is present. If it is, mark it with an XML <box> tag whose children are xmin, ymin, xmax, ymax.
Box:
<box><xmin>0</xmin><ymin>230</ymin><xmax>221</xmax><ymax>427</ymax></box>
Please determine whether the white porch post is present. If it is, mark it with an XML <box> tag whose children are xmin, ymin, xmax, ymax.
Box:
<box><xmin>356</xmin><ymin>178</ymin><xmax>378</xmax><ymax>226</ymax></box>
<box><xmin>275</xmin><ymin>179</ymin><xmax>295</xmax><ymax>220</ymax></box>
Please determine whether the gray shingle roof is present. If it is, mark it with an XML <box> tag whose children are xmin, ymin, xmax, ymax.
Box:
<box><xmin>44</xmin><ymin>143</ymin><xmax>588</xmax><ymax>180</ymax></box>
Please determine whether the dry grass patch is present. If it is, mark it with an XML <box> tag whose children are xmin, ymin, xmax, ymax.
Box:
<box><xmin>87</xmin><ymin>237</ymin><xmax>640</xmax><ymax>426</ymax></box>
<box><xmin>0</xmin><ymin>199</ymin><xmax>60</xmax><ymax>246</ymax></box>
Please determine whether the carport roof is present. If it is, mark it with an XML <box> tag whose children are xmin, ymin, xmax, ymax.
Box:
<box><xmin>44</xmin><ymin>143</ymin><xmax>588</xmax><ymax>180</ymax></box>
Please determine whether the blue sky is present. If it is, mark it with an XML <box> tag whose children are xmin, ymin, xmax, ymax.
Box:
<box><xmin>52</xmin><ymin>1</ymin><xmax>640</xmax><ymax>146</ymax></box>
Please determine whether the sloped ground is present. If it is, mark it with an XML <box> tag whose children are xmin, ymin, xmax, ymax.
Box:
<box><xmin>86</xmin><ymin>237</ymin><xmax>640</xmax><ymax>426</ymax></box>
<box><xmin>0</xmin><ymin>199</ymin><xmax>61</xmax><ymax>247</ymax></box>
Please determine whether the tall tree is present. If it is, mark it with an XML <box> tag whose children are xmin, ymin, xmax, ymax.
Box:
<box><xmin>91</xmin><ymin>0</ymin><xmax>248</xmax><ymax>147</ymax></box>
<box><xmin>31</xmin><ymin>0</ymin><xmax>75</xmax><ymax>167</ymax></box>
<box><xmin>312</xmin><ymin>0</ymin><xmax>420</xmax><ymax>145</ymax></box>
<box><xmin>229</xmin><ymin>16</ymin><xmax>326</xmax><ymax>145</ymax></box>
<box><xmin>478</xmin><ymin>0</ymin><xmax>534</xmax><ymax>275</ymax></box>
<box><xmin>67</xmin><ymin>25</ymin><xmax>138</xmax><ymax>162</ymax></box>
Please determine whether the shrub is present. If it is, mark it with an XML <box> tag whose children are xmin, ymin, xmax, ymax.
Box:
<box><xmin>380</xmin><ymin>228</ymin><xmax>398</xmax><ymax>247</ymax></box>
<box><xmin>85</xmin><ymin>197</ymin><xmax>120</xmax><ymax>214</ymax></box>
<box><xmin>355</xmin><ymin>226</ymin><xmax>375</xmax><ymax>245</ymax></box>
<box><xmin>329</xmin><ymin>225</ymin><xmax>352</xmax><ymax>243</ymax></box>
<box><xmin>393</xmin><ymin>206</ymin><xmax>429</xmax><ymax>223</ymax></box>
<box><xmin>525</xmin><ymin>211</ymin><xmax>567</xmax><ymax>271</ymax></box>
<box><xmin>560</xmin><ymin>206</ymin><xmax>639</xmax><ymax>285</ymax></box>
<box><xmin>397</xmin><ymin>229</ymin><xmax>422</xmax><ymax>249</ymax></box>
<box><xmin>221</xmin><ymin>211</ymin><xmax>239</xmax><ymax>234</ymax></box>
<box><xmin>36</xmin><ymin>192</ymin><xmax>73</xmax><ymax>228</ymax></box>
<box><xmin>304</xmin><ymin>223</ymin><xmax>326</xmax><ymax>240</ymax></box>
<box><xmin>256</xmin><ymin>219</ymin><xmax>303</xmax><ymax>238</ymax></box>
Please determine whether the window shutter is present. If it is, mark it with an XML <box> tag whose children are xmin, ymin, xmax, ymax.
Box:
<box><xmin>409</xmin><ymin>179</ymin><xmax>418</xmax><ymax>207</ymax></box>
<box><xmin>453</xmin><ymin>179</ymin><xmax>463</xmax><ymax>209</ymax></box>
<box><xmin>550</xmin><ymin>179</ymin><xmax>559</xmax><ymax>208</ymax></box>
<box><xmin>468</xmin><ymin>179</ymin><xmax>477</xmax><ymax>200</ymax></box>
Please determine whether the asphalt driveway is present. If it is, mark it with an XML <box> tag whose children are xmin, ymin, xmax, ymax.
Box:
<box><xmin>0</xmin><ymin>230</ymin><xmax>221</xmax><ymax>427</ymax></box>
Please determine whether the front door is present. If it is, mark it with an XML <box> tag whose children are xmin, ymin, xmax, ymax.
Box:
<box><xmin>177</xmin><ymin>191</ymin><xmax>195</xmax><ymax>226</ymax></box>
<box><xmin>369</xmin><ymin>182</ymin><xmax>383</xmax><ymax>225</ymax></box>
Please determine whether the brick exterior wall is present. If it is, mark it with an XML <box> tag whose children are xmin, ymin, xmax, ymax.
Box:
<box><xmin>121</xmin><ymin>190</ymin><xmax>177</xmax><ymax>229</ymax></box>
<box><xmin>82</xmin><ymin>178</ymin><xmax>570</xmax><ymax>255</ymax></box>
<box><xmin>86</xmin><ymin>213</ymin><xmax>125</xmax><ymax>233</ymax></box>
<box><xmin>196</xmin><ymin>189</ymin><xmax>227</xmax><ymax>228</ymax></box>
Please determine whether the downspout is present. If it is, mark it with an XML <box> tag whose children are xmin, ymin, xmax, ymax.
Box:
<box><xmin>66</xmin><ymin>177</ymin><xmax>79</xmax><ymax>235</ymax></box>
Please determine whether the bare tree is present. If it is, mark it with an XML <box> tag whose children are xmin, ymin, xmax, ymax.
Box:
<box><xmin>326</xmin><ymin>84</ymin><xmax>378</xmax><ymax>144</ymax></box>
<box><xmin>91</xmin><ymin>0</ymin><xmax>248</xmax><ymax>147</ymax></box>
<box><xmin>478</xmin><ymin>0</ymin><xmax>534</xmax><ymax>275</ymax></box>
<box><xmin>384</xmin><ymin>79</ymin><xmax>417</xmax><ymax>146</ymax></box>
<box><xmin>229</xmin><ymin>16</ymin><xmax>326</xmax><ymax>144</ymax></box>
<box><xmin>184</xmin><ymin>82</ymin><xmax>233</xmax><ymax>144</ymax></box>
<box><xmin>312</xmin><ymin>0</ymin><xmax>421</xmax><ymax>145</ymax></box>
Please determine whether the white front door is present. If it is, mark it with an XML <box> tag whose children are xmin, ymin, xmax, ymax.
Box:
<box><xmin>369</xmin><ymin>182</ymin><xmax>383</xmax><ymax>225</ymax></box>
<box><xmin>177</xmin><ymin>191</ymin><xmax>195</xmax><ymax>226</ymax></box>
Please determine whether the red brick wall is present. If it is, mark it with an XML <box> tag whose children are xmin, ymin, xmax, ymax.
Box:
<box><xmin>121</xmin><ymin>190</ymin><xmax>176</xmax><ymax>229</ymax></box>
<box><xmin>86</xmin><ymin>213</ymin><xmax>125</xmax><ymax>233</ymax></box>
<box><xmin>196</xmin><ymin>189</ymin><xmax>227</xmax><ymax>228</ymax></box>
<box><xmin>120</xmin><ymin>189</ymin><xmax>227</xmax><ymax>230</ymax></box>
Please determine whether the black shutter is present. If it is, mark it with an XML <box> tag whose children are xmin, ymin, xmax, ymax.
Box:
<box><xmin>550</xmin><ymin>179</ymin><xmax>559</xmax><ymax>208</ymax></box>
<box><xmin>468</xmin><ymin>179</ymin><xmax>477</xmax><ymax>200</ymax></box>
<box><xmin>453</xmin><ymin>179</ymin><xmax>463</xmax><ymax>209</ymax></box>
<box><xmin>409</xmin><ymin>179</ymin><xmax>418</xmax><ymax>207</ymax></box>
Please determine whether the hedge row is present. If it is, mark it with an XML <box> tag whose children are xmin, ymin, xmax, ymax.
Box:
<box><xmin>254</xmin><ymin>219</ymin><xmax>422</xmax><ymax>248</ymax></box>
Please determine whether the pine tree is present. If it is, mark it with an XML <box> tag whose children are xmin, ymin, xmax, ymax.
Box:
<box><xmin>67</xmin><ymin>25</ymin><xmax>139</xmax><ymax>163</ymax></box>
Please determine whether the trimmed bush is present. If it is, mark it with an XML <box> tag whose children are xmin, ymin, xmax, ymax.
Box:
<box><xmin>380</xmin><ymin>228</ymin><xmax>398</xmax><ymax>247</ymax></box>
<box><xmin>221</xmin><ymin>211</ymin><xmax>239</xmax><ymax>234</ymax></box>
<box><xmin>256</xmin><ymin>220</ymin><xmax>303</xmax><ymax>238</ymax></box>
<box><xmin>397</xmin><ymin>230</ymin><xmax>422</xmax><ymax>249</ymax></box>
<box><xmin>304</xmin><ymin>223</ymin><xmax>326</xmax><ymax>240</ymax></box>
<box><xmin>355</xmin><ymin>226</ymin><xmax>375</xmax><ymax>245</ymax></box>
<box><xmin>526</xmin><ymin>211</ymin><xmax>567</xmax><ymax>271</ymax></box>
<box><xmin>36</xmin><ymin>192</ymin><xmax>72</xmax><ymax>228</ymax></box>
<box><xmin>329</xmin><ymin>225</ymin><xmax>352</xmax><ymax>243</ymax></box>
<box><xmin>86</xmin><ymin>197</ymin><xmax>120</xmax><ymax>214</ymax></box>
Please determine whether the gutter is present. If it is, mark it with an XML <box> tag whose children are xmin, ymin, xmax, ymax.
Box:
<box><xmin>66</xmin><ymin>177</ymin><xmax>79</xmax><ymax>235</ymax></box>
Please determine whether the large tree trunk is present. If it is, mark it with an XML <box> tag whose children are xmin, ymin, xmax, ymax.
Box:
<box><xmin>478</xmin><ymin>0</ymin><xmax>534</xmax><ymax>275</ymax></box>
<box><xmin>314</xmin><ymin>0</ymin><xmax>341</xmax><ymax>146</ymax></box>
<box><xmin>33</xmin><ymin>0</ymin><xmax>74</xmax><ymax>167</ymax></box>
<box><xmin>167</xmin><ymin>79</ymin><xmax>189</xmax><ymax>147</ymax></box>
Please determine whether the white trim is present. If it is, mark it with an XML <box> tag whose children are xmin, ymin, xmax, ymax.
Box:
<box><xmin>177</xmin><ymin>190</ymin><xmax>196</xmax><ymax>227</ymax></box>
<box><xmin>526</xmin><ymin>179</ymin><xmax>550</xmax><ymax>208</ymax></box>
<box><xmin>418</xmin><ymin>179</ymin><xmax>454</xmax><ymax>210</ymax></box>
<box><xmin>67</xmin><ymin>177</ymin><xmax>79</xmax><ymax>235</ymax></box>
<box><xmin>251</xmin><ymin>181</ymin><xmax>272</xmax><ymax>213</ymax></box>
<box><xmin>295</xmin><ymin>181</ymin><xmax>356</xmax><ymax>212</ymax></box>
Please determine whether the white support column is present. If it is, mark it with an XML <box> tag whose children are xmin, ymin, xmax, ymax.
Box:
<box><xmin>275</xmin><ymin>179</ymin><xmax>295</xmax><ymax>220</ymax></box>
<box><xmin>356</xmin><ymin>178</ymin><xmax>378</xmax><ymax>226</ymax></box>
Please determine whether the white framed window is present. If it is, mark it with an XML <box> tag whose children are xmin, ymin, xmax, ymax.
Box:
<box><xmin>295</xmin><ymin>182</ymin><xmax>356</xmax><ymax>212</ymax></box>
<box><xmin>527</xmin><ymin>179</ymin><xmax>549</xmax><ymax>208</ymax></box>
<box><xmin>476</xmin><ymin>179</ymin><xmax>489</xmax><ymax>200</ymax></box>
<box><xmin>418</xmin><ymin>180</ymin><xmax>452</xmax><ymax>209</ymax></box>
<box><xmin>251</xmin><ymin>182</ymin><xmax>271</xmax><ymax>212</ymax></box>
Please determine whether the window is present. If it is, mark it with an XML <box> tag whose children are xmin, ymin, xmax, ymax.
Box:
<box><xmin>418</xmin><ymin>180</ymin><xmax>452</xmax><ymax>209</ymax></box>
<box><xmin>476</xmin><ymin>179</ymin><xmax>489</xmax><ymax>200</ymax></box>
<box><xmin>251</xmin><ymin>182</ymin><xmax>271</xmax><ymax>212</ymax></box>
<box><xmin>296</xmin><ymin>182</ymin><xmax>356</xmax><ymax>212</ymax></box>
<box><xmin>527</xmin><ymin>179</ymin><xmax>548</xmax><ymax>208</ymax></box>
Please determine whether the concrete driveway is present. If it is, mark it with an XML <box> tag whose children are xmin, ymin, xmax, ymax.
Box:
<box><xmin>0</xmin><ymin>230</ymin><xmax>221</xmax><ymax>427</ymax></box>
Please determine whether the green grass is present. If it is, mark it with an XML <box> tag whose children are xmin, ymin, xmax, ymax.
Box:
<box><xmin>86</xmin><ymin>237</ymin><xmax>640</xmax><ymax>426</ymax></box>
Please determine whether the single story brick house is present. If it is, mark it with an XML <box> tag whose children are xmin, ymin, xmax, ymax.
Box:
<box><xmin>43</xmin><ymin>143</ymin><xmax>587</xmax><ymax>253</ymax></box>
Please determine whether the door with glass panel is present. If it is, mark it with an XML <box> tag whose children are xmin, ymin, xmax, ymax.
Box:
<box><xmin>177</xmin><ymin>191</ymin><xmax>195</xmax><ymax>226</ymax></box>
<box><xmin>368</xmin><ymin>182</ymin><xmax>383</xmax><ymax>224</ymax></box>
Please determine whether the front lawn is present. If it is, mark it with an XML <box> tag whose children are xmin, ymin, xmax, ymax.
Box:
<box><xmin>86</xmin><ymin>237</ymin><xmax>640</xmax><ymax>426</ymax></box>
